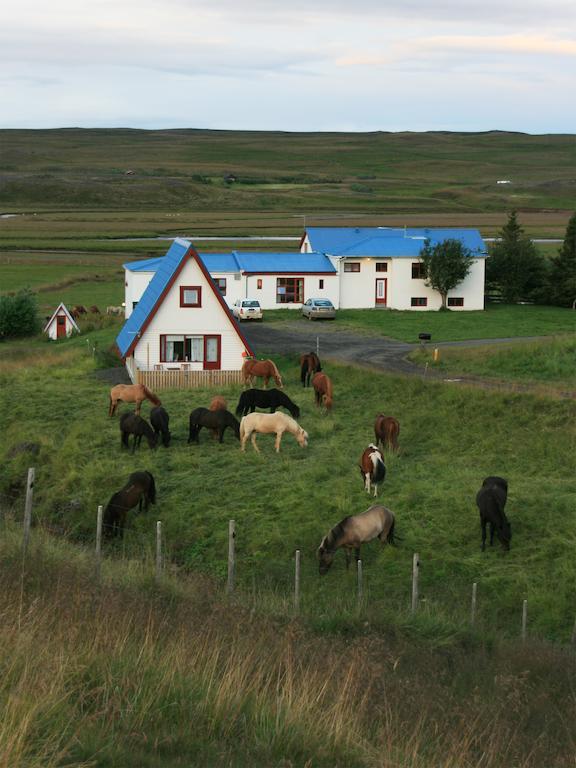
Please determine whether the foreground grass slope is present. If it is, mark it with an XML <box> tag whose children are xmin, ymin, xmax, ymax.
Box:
<box><xmin>1</xmin><ymin>326</ymin><xmax>574</xmax><ymax>644</ymax></box>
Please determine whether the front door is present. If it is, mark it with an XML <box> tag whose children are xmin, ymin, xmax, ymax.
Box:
<box><xmin>375</xmin><ymin>278</ymin><xmax>387</xmax><ymax>306</ymax></box>
<box><xmin>56</xmin><ymin>315</ymin><xmax>66</xmax><ymax>338</ymax></box>
<box><xmin>203</xmin><ymin>335</ymin><xmax>221</xmax><ymax>370</ymax></box>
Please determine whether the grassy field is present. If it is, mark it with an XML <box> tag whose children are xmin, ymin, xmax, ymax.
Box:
<box><xmin>1</xmin><ymin>325</ymin><xmax>575</xmax><ymax>645</ymax></box>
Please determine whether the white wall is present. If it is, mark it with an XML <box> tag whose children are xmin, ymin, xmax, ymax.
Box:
<box><xmin>46</xmin><ymin>311</ymin><xmax>76</xmax><ymax>339</ymax></box>
<box><xmin>387</xmin><ymin>258</ymin><xmax>485</xmax><ymax>310</ymax></box>
<box><xmin>243</xmin><ymin>273</ymin><xmax>339</xmax><ymax>309</ymax></box>
<box><xmin>125</xmin><ymin>270</ymin><xmax>155</xmax><ymax>318</ymax></box>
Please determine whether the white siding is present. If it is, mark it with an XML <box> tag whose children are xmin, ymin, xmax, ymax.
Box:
<box><xmin>45</xmin><ymin>310</ymin><xmax>76</xmax><ymax>339</ymax></box>
<box><xmin>125</xmin><ymin>270</ymin><xmax>155</xmax><ymax>318</ymax></box>
<box><xmin>244</xmin><ymin>274</ymin><xmax>339</xmax><ymax>309</ymax></box>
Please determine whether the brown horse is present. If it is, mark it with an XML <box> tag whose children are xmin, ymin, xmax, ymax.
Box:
<box><xmin>209</xmin><ymin>395</ymin><xmax>228</xmax><ymax>411</ymax></box>
<box><xmin>109</xmin><ymin>383</ymin><xmax>161</xmax><ymax>416</ymax></box>
<box><xmin>241</xmin><ymin>358</ymin><xmax>283</xmax><ymax>389</ymax></box>
<box><xmin>312</xmin><ymin>372</ymin><xmax>333</xmax><ymax>411</ymax></box>
<box><xmin>374</xmin><ymin>414</ymin><xmax>400</xmax><ymax>452</ymax></box>
<box><xmin>71</xmin><ymin>305</ymin><xmax>87</xmax><ymax>318</ymax></box>
<box><xmin>103</xmin><ymin>470</ymin><xmax>156</xmax><ymax>538</ymax></box>
<box><xmin>300</xmin><ymin>351</ymin><xmax>322</xmax><ymax>387</ymax></box>
<box><xmin>89</xmin><ymin>305</ymin><xmax>100</xmax><ymax>314</ymax></box>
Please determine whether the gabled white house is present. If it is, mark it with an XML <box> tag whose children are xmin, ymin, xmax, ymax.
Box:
<box><xmin>116</xmin><ymin>240</ymin><xmax>254</xmax><ymax>387</ymax></box>
<box><xmin>43</xmin><ymin>303</ymin><xmax>79</xmax><ymax>339</ymax></box>
<box><xmin>301</xmin><ymin>227</ymin><xmax>488</xmax><ymax>310</ymax></box>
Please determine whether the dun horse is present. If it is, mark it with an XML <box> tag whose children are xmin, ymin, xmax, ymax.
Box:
<box><xmin>318</xmin><ymin>504</ymin><xmax>396</xmax><ymax>574</ymax></box>
<box><xmin>103</xmin><ymin>470</ymin><xmax>156</xmax><ymax>538</ymax></box>
<box><xmin>239</xmin><ymin>412</ymin><xmax>308</xmax><ymax>453</ymax></box>
<box><xmin>241</xmin><ymin>358</ymin><xmax>283</xmax><ymax>389</ymax></box>
<box><xmin>312</xmin><ymin>372</ymin><xmax>333</xmax><ymax>411</ymax></box>
<box><xmin>476</xmin><ymin>476</ymin><xmax>511</xmax><ymax>551</ymax></box>
<box><xmin>374</xmin><ymin>414</ymin><xmax>400</xmax><ymax>452</ymax></box>
<box><xmin>109</xmin><ymin>383</ymin><xmax>161</xmax><ymax>417</ymax></box>
<box><xmin>300</xmin><ymin>351</ymin><xmax>322</xmax><ymax>387</ymax></box>
<box><xmin>236</xmin><ymin>388</ymin><xmax>300</xmax><ymax>419</ymax></box>
<box><xmin>150</xmin><ymin>405</ymin><xmax>171</xmax><ymax>447</ymax></box>
<box><xmin>120</xmin><ymin>413</ymin><xmax>158</xmax><ymax>453</ymax></box>
<box><xmin>359</xmin><ymin>444</ymin><xmax>386</xmax><ymax>496</ymax></box>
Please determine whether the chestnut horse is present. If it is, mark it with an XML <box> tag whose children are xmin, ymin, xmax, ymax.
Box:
<box><xmin>209</xmin><ymin>395</ymin><xmax>228</xmax><ymax>411</ymax></box>
<box><xmin>300</xmin><ymin>351</ymin><xmax>322</xmax><ymax>387</ymax></box>
<box><xmin>374</xmin><ymin>414</ymin><xmax>400</xmax><ymax>452</ymax></box>
<box><xmin>239</xmin><ymin>412</ymin><xmax>308</xmax><ymax>453</ymax></box>
<box><xmin>241</xmin><ymin>358</ymin><xmax>283</xmax><ymax>389</ymax></box>
<box><xmin>359</xmin><ymin>444</ymin><xmax>386</xmax><ymax>497</ymax></box>
<box><xmin>109</xmin><ymin>383</ymin><xmax>161</xmax><ymax>416</ymax></box>
<box><xmin>312</xmin><ymin>372</ymin><xmax>333</xmax><ymax>411</ymax></box>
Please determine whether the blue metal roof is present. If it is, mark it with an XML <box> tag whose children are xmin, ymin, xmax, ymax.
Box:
<box><xmin>305</xmin><ymin>227</ymin><xmax>487</xmax><ymax>257</ymax></box>
<box><xmin>123</xmin><ymin>256</ymin><xmax>165</xmax><ymax>272</ymax></box>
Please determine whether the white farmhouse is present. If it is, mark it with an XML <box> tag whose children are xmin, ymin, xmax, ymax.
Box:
<box><xmin>43</xmin><ymin>303</ymin><xmax>79</xmax><ymax>339</ymax></box>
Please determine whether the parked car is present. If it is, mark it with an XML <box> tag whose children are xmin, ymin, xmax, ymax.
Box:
<box><xmin>301</xmin><ymin>298</ymin><xmax>336</xmax><ymax>320</ymax></box>
<box><xmin>232</xmin><ymin>298</ymin><xmax>263</xmax><ymax>321</ymax></box>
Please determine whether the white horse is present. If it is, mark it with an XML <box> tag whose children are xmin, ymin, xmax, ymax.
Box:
<box><xmin>239</xmin><ymin>412</ymin><xmax>308</xmax><ymax>453</ymax></box>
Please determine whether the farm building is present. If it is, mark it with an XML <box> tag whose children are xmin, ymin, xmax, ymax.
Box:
<box><xmin>116</xmin><ymin>240</ymin><xmax>254</xmax><ymax>387</ymax></box>
<box><xmin>43</xmin><ymin>303</ymin><xmax>79</xmax><ymax>339</ymax></box>
<box><xmin>301</xmin><ymin>227</ymin><xmax>488</xmax><ymax>310</ymax></box>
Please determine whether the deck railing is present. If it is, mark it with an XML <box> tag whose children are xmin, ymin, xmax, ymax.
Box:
<box><xmin>136</xmin><ymin>367</ymin><xmax>243</xmax><ymax>390</ymax></box>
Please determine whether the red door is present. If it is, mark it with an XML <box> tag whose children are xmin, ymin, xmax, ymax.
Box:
<box><xmin>203</xmin><ymin>335</ymin><xmax>221</xmax><ymax>370</ymax></box>
<box><xmin>375</xmin><ymin>278</ymin><xmax>387</xmax><ymax>305</ymax></box>
<box><xmin>56</xmin><ymin>315</ymin><xmax>67</xmax><ymax>338</ymax></box>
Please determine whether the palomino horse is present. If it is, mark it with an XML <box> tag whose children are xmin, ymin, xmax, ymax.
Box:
<box><xmin>374</xmin><ymin>414</ymin><xmax>400</xmax><ymax>452</ymax></box>
<box><xmin>476</xmin><ymin>476</ymin><xmax>511</xmax><ymax>551</ymax></box>
<box><xmin>300</xmin><ymin>351</ymin><xmax>322</xmax><ymax>387</ymax></box>
<box><xmin>312</xmin><ymin>372</ymin><xmax>333</xmax><ymax>411</ymax></box>
<box><xmin>239</xmin><ymin>412</ymin><xmax>308</xmax><ymax>453</ymax></box>
<box><xmin>359</xmin><ymin>444</ymin><xmax>386</xmax><ymax>497</ymax></box>
<box><xmin>241</xmin><ymin>358</ymin><xmax>283</xmax><ymax>389</ymax></box>
<box><xmin>318</xmin><ymin>504</ymin><xmax>396</xmax><ymax>574</ymax></box>
<box><xmin>109</xmin><ymin>383</ymin><xmax>161</xmax><ymax>416</ymax></box>
<box><xmin>103</xmin><ymin>470</ymin><xmax>156</xmax><ymax>538</ymax></box>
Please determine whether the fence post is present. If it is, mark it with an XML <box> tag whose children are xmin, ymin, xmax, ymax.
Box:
<box><xmin>411</xmin><ymin>553</ymin><xmax>419</xmax><ymax>614</ymax></box>
<box><xmin>294</xmin><ymin>550</ymin><xmax>301</xmax><ymax>612</ymax></box>
<box><xmin>227</xmin><ymin>520</ymin><xmax>235</xmax><ymax>595</ymax></box>
<box><xmin>22</xmin><ymin>468</ymin><xmax>35</xmax><ymax>553</ymax></box>
<box><xmin>357</xmin><ymin>559</ymin><xmax>363</xmax><ymax>608</ymax></box>
<box><xmin>316</xmin><ymin>336</ymin><xmax>320</xmax><ymax>356</ymax></box>
<box><xmin>470</xmin><ymin>582</ymin><xmax>478</xmax><ymax>626</ymax></box>
<box><xmin>571</xmin><ymin>616</ymin><xmax>576</xmax><ymax>645</ymax></box>
<box><xmin>521</xmin><ymin>599</ymin><xmax>528</xmax><ymax>642</ymax></box>
<box><xmin>155</xmin><ymin>521</ymin><xmax>162</xmax><ymax>582</ymax></box>
<box><xmin>95</xmin><ymin>505</ymin><xmax>103</xmax><ymax>580</ymax></box>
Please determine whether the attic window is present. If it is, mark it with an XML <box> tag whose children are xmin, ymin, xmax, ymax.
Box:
<box><xmin>180</xmin><ymin>286</ymin><xmax>202</xmax><ymax>307</ymax></box>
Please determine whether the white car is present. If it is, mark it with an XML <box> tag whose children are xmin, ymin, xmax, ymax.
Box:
<box><xmin>232</xmin><ymin>298</ymin><xmax>263</xmax><ymax>321</ymax></box>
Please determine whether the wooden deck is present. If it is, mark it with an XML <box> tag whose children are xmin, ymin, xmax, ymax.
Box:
<box><xmin>136</xmin><ymin>368</ymin><xmax>243</xmax><ymax>390</ymax></box>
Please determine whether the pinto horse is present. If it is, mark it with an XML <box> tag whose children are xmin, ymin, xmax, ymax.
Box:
<box><xmin>300</xmin><ymin>351</ymin><xmax>322</xmax><ymax>387</ymax></box>
<box><xmin>109</xmin><ymin>383</ymin><xmax>161</xmax><ymax>416</ymax></box>
<box><xmin>374</xmin><ymin>414</ymin><xmax>400</xmax><ymax>452</ymax></box>
<box><xmin>318</xmin><ymin>504</ymin><xmax>396</xmax><ymax>574</ymax></box>
<box><xmin>103</xmin><ymin>470</ymin><xmax>156</xmax><ymax>538</ymax></box>
<box><xmin>476</xmin><ymin>476</ymin><xmax>511</xmax><ymax>551</ymax></box>
<box><xmin>241</xmin><ymin>358</ymin><xmax>283</xmax><ymax>389</ymax></box>
<box><xmin>312</xmin><ymin>372</ymin><xmax>333</xmax><ymax>411</ymax></box>
<box><xmin>359</xmin><ymin>444</ymin><xmax>386</xmax><ymax>497</ymax></box>
<box><xmin>239</xmin><ymin>412</ymin><xmax>308</xmax><ymax>453</ymax></box>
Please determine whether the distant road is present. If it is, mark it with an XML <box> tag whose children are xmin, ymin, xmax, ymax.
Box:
<box><xmin>110</xmin><ymin>236</ymin><xmax>562</xmax><ymax>243</ymax></box>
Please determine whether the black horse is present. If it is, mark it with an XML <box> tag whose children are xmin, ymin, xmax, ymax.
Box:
<box><xmin>476</xmin><ymin>476</ymin><xmax>511</xmax><ymax>551</ymax></box>
<box><xmin>235</xmin><ymin>388</ymin><xmax>300</xmax><ymax>419</ymax></box>
<box><xmin>103</xmin><ymin>470</ymin><xmax>156</xmax><ymax>538</ymax></box>
<box><xmin>120</xmin><ymin>412</ymin><xmax>158</xmax><ymax>453</ymax></box>
<box><xmin>150</xmin><ymin>405</ymin><xmax>171</xmax><ymax>447</ymax></box>
<box><xmin>188</xmin><ymin>407</ymin><xmax>240</xmax><ymax>444</ymax></box>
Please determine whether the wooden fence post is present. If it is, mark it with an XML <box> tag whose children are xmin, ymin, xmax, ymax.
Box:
<box><xmin>411</xmin><ymin>553</ymin><xmax>419</xmax><ymax>614</ymax></box>
<box><xmin>22</xmin><ymin>468</ymin><xmax>35</xmax><ymax>553</ymax></box>
<box><xmin>470</xmin><ymin>582</ymin><xmax>478</xmax><ymax>626</ymax></box>
<box><xmin>155</xmin><ymin>521</ymin><xmax>162</xmax><ymax>582</ymax></box>
<box><xmin>95</xmin><ymin>505</ymin><xmax>103</xmax><ymax>579</ymax></box>
<box><xmin>357</xmin><ymin>559</ymin><xmax>363</xmax><ymax>608</ymax></box>
<box><xmin>521</xmin><ymin>599</ymin><xmax>528</xmax><ymax>642</ymax></box>
<box><xmin>227</xmin><ymin>520</ymin><xmax>235</xmax><ymax>595</ymax></box>
<box><xmin>316</xmin><ymin>336</ymin><xmax>320</xmax><ymax>357</ymax></box>
<box><xmin>294</xmin><ymin>550</ymin><xmax>301</xmax><ymax>612</ymax></box>
<box><xmin>571</xmin><ymin>616</ymin><xmax>576</xmax><ymax>645</ymax></box>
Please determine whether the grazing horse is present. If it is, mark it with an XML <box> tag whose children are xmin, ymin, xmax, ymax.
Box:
<box><xmin>188</xmin><ymin>407</ymin><xmax>240</xmax><ymax>444</ymax></box>
<box><xmin>103</xmin><ymin>470</ymin><xmax>156</xmax><ymax>538</ymax></box>
<box><xmin>374</xmin><ymin>414</ymin><xmax>400</xmax><ymax>452</ymax></box>
<box><xmin>209</xmin><ymin>395</ymin><xmax>228</xmax><ymax>411</ymax></box>
<box><xmin>312</xmin><ymin>372</ymin><xmax>333</xmax><ymax>412</ymax></box>
<box><xmin>318</xmin><ymin>504</ymin><xmax>396</xmax><ymax>574</ymax></box>
<box><xmin>300</xmin><ymin>351</ymin><xmax>322</xmax><ymax>387</ymax></box>
<box><xmin>239</xmin><ymin>412</ymin><xmax>308</xmax><ymax>453</ymax></box>
<box><xmin>476</xmin><ymin>476</ymin><xmax>511</xmax><ymax>551</ymax></box>
<box><xmin>235</xmin><ymin>388</ymin><xmax>300</xmax><ymax>419</ymax></box>
<box><xmin>109</xmin><ymin>383</ymin><xmax>161</xmax><ymax>416</ymax></box>
<box><xmin>106</xmin><ymin>305</ymin><xmax>123</xmax><ymax>315</ymax></box>
<box><xmin>89</xmin><ymin>305</ymin><xmax>100</xmax><ymax>314</ymax></box>
<box><xmin>241</xmin><ymin>358</ymin><xmax>283</xmax><ymax>389</ymax></box>
<box><xmin>120</xmin><ymin>413</ymin><xmax>158</xmax><ymax>453</ymax></box>
<box><xmin>150</xmin><ymin>405</ymin><xmax>171</xmax><ymax>447</ymax></box>
<box><xmin>72</xmin><ymin>305</ymin><xmax>87</xmax><ymax>317</ymax></box>
<box><xmin>359</xmin><ymin>444</ymin><xmax>386</xmax><ymax>497</ymax></box>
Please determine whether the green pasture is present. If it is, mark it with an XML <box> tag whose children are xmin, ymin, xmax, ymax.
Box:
<box><xmin>1</xmin><ymin>327</ymin><xmax>574</xmax><ymax>643</ymax></box>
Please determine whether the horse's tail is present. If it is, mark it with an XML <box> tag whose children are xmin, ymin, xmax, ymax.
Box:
<box><xmin>300</xmin><ymin>358</ymin><xmax>308</xmax><ymax>385</ymax></box>
<box><xmin>235</xmin><ymin>393</ymin><xmax>246</xmax><ymax>417</ymax></box>
<box><xmin>239</xmin><ymin>416</ymin><xmax>246</xmax><ymax>442</ymax></box>
<box><xmin>146</xmin><ymin>471</ymin><xmax>156</xmax><ymax>504</ymax></box>
<box><xmin>373</xmin><ymin>457</ymin><xmax>386</xmax><ymax>485</ymax></box>
<box><xmin>143</xmin><ymin>385</ymin><xmax>161</xmax><ymax>406</ymax></box>
<box><xmin>386</xmin><ymin>517</ymin><xmax>396</xmax><ymax>545</ymax></box>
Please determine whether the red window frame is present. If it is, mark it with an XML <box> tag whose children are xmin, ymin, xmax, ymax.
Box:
<box><xmin>448</xmin><ymin>297</ymin><xmax>464</xmax><ymax>307</ymax></box>
<box><xmin>203</xmin><ymin>335</ymin><xmax>221</xmax><ymax>370</ymax></box>
<box><xmin>257</xmin><ymin>278</ymin><xmax>263</xmax><ymax>289</ymax></box>
<box><xmin>375</xmin><ymin>262</ymin><xmax>388</xmax><ymax>272</ymax></box>
<box><xmin>215</xmin><ymin>278</ymin><xmax>226</xmax><ymax>296</ymax></box>
<box><xmin>319</xmin><ymin>279</ymin><xmax>324</xmax><ymax>289</ymax></box>
<box><xmin>411</xmin><ymin>297</ymin><xmax>428</xmax><ymax>307</ymax></box>
<box><xmin>344</xmin><ymin>262</ymin><xmax>360</xmax><ymax>273</ymax></box>
<box><xmin>276</xmin><ymin>277</ymin><xmax>304</xmax><ymax>304</ymax></box>
<box><xmin>412</xmin><ymin>262</ymin><xmax>426</xmax><ymax>279</ymax></box>
<box><xmin>180</xmin><ymin>285</ymin><xmax>202</xmax><ymax>307</ymax></box>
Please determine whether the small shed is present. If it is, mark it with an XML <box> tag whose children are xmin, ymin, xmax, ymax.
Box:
<box><xmin>43</xmin><ymin>303</ymin><xmax>80</xmax><ymax>340</ymax></box>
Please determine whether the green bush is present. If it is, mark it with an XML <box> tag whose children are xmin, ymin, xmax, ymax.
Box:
<box><xmin>0</xmin><ymin>290</ymin><xmax>41</xmax><ymax>340</ymax></box>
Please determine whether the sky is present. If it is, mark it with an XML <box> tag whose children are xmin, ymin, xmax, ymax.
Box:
<box><xmin>1</xmin><ymin>0</ymin><xmax>575</xmax><ymax>133</ymax></box>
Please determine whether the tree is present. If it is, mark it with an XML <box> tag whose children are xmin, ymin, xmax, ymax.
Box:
<box><xmin>546</xmin><ymin>212</ymin><xmax>576</xmax><ymax>307</ymax></box>
<box><xmin>419</xmin><ymin>238</ymin><xmax>473</xmax><ymax>309</ymax></box>
<box><xmin>486</xmin><ymin>211</ymin><xmax>547</xmax><ymax>304</ymax></box>
<box><xmin>0</xmin><ymin>290</ymin><xmax>41</xmax><ymax>339</ymax></box>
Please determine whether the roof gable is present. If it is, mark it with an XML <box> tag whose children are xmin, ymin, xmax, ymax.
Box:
<box><xmin>43</xmin><ymin>303</ymin><xmax>79</xmax><ymax>333</ymax></box>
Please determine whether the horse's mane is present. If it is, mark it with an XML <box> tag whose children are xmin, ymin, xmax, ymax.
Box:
<box><xmin>322</xmin><ymin>518</ymin><xmax>349</xmax><ymax>551</ymax></box>
<box><xmin>268</xmin><ymin>359</ymin><xmax>281</xmax><ymax>380</ymax></box>
<box><xmin>142</xmin><ymin>385</ymin><xmax>161</xmax><ymax>406</ymax></box>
